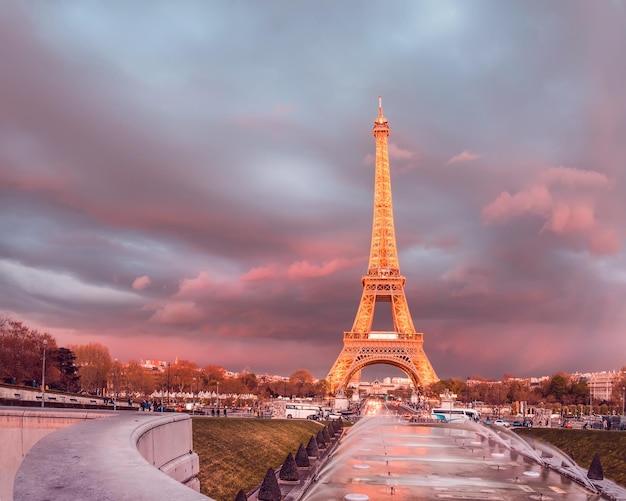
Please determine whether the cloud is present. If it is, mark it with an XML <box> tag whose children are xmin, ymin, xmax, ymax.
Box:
<box><xmin>0</xmin><ymin>259</ymin><xmax>140</xmax><ymax>305</ymax></box>
<box><xmin>588</xmin><ymin>228</ymin><xmax>623</xmax><ymax>256</ymax></box>
<box><xmin>539</xmin><ymin>166</ymin><xmax>613</xmax><ymax>190</ymax></box>
<box><xmin>439</xmin><ymin>264</ymin><xmax>491</xmax><ymax>297</ymax></box>
<box><xmin>388</xmin><ymin>143</ymin><xmax>417</xmax><ymax>161</ymax></box>
<box><xmin>149</xmin><ymin>301</ymin><xmax>204</xmax><ymax>325</ymax></box>
<box><xmin>287</xmin><ymin>258</ymin><xmax>354</xmax><ymax>279</ymax></box>
<box><xmin>540</xmin><ymin>202</ymin><xmax>595</xmax><ymax>234</ymax></box>
<box><xmin>482</xmin><ymin>166</ymin><xmax>618</xmax><ymax>254</ymax></box>
<box><xmin>132</xmin><ymin>275</ymin><xmax>151</xmax><ymax>290</ymax></box>
<box><xmin>177</xmin><ymin>272</ymin><xmax>214</xmax><ymax>296</ymax></box>
<box><xmin>447</xmin><ymin>150</ymin><xmax>480</xmax><ymax>165</ymax></box>
<box><xmin>482</xmin><ymin>185</ymin><xmax>553</xmax><ymax>222</ymax></box>
<box><xmin>241</xmin><ymin>266</ymin><xmax>277</xmax><ymax>282</ymax></box>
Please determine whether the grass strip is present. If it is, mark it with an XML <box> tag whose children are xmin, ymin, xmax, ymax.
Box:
<box><xmin>515</xmin><ymin>428</ymin><xmax>626</xmax><ymax>487</ymax></box>
<box><xmin>192</xmin><ymin>418</ymin><xmax>323</xmax><ymax>501</ymax></box>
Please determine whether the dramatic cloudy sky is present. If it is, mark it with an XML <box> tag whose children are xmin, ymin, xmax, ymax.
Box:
<box><xmin>2</xmin><ymin>1</ymin><xmax>626</xmax><ymax>381</ymax></box>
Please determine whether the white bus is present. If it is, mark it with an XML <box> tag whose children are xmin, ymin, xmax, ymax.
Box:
<box><xmin>432</xmin><ymin>408</ymin><xmax>480</xmax><ymax>423</ymax></box>
<box><xmin>285</xmin><ymin>403</ymin><xmax>323</xmax><ymax>419</ymax></box>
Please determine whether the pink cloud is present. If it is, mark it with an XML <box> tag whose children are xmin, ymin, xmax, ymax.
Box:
<box><xmin>541</xmin><ymin>202</ymin><xmax>595</xmax><ymax>234</ymax></box>
<box><xmin>388</xmin><ymin>143</ymin><xmax>417</xmax><ymax>160</ymax></box>
<box><xmin>287</xmin><ymin>258</ymin><xmax>353</xmax><ymax>279</ymax></box>
<box><xmin>588</xmin><ymin>228</ymin><xmax>623</xmax><ymax>256</ymax></box>
<box><xmin>241</xmin><ymin>265</ymin><xmax>278</xmax><ymax>282</ymax></box>
<box><xmin>440</xmin><ymin>264</ymin><xmax>490</xmax><ymax>297</ymax></box>
<box><xmin>177</xmin><ymin>272</ymin><xmax>213</xmax><ymax>295</ymax></box>
<box><xmin>447</xmin><ymin>150</ymin><xmax>480</xmax><ymax>165</ymax></box>
<box><xmin>149</xmin><ymin>301</ymin><xmax>203</xmax><ymax>325</ymax></box>
<box><xmin>131</xmin><ymin>275</ymin><xmax>151</xmax><ymax>290</ymax></box>
<box><xmin>482</xmin><ymin>185</ymin><xmax>553</xmax><ymax>222</ymax></box>
<box><xmin>540</xmin><ymin>166</ymin><xmax>613</xmax><ymax>189</ymax></box>
<box><xmin>483</xmin><ymin>165</ymin><xmax>620</xmax><ymax>255</ymax></box>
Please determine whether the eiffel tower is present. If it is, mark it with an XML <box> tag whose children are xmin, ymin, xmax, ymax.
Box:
<box><xmin>326</xmin><ymin>97</ymin><xmax>438</xmax><ymax>393</ymax></box>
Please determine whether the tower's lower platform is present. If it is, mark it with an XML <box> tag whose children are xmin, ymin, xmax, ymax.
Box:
<box><xmin>326</xmin><ymin>331</ymin><xmax>438</xmax><ymax>392</ymax></box>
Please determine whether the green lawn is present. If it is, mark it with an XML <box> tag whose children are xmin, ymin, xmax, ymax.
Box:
<box><xmin>192</xmin><ymin>418</ymin><xmax>323</xmax><ymax>501</ymax></box>
<box><xmin>515</xmin><ymin>428</ymin><xmax>626</xmax><ymax>487</ymax></box>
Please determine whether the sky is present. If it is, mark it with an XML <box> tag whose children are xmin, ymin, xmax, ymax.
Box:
<box><xmin>1</xmin><ymin>1</ymin><xmax>626</xmax><ymax>382</ymax></box>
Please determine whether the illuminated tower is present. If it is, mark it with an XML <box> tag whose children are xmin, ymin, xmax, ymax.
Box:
<box><xmin>326</xmin><ymin>97</ymin><xmax>438</xmax><ymax>393</ymax></box>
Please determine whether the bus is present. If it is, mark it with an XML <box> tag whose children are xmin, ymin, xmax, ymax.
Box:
<box><xmin>431</xmin><ymin>408</ymin><xmax>480</xmax><ymax>423</ymax></box>
<box><xmin>285</xmin><ymin>403</ymin><xmax>323</xmax><ymax>419</ymax></box>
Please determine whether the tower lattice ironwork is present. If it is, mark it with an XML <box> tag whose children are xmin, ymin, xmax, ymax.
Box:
<box><xmin>326</xmin><ymin>97</ymin><xmax>438</xmax><ymax>393</ymax></box>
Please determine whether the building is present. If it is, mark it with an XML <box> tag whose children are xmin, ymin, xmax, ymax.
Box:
<box><xmin>574</xmin><ymin>370</ymin><xmax>624</xmax><ymax>402</ymax></box>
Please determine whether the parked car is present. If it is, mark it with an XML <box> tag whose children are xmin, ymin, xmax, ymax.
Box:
<box><xmin>513</xmin><ymin>420</ymin><xmax>523</xmax><ymax>427</ymax></box>
<box><xmin>493</xmin><ymin>419</ymin><xmax>510</xmax><ymax>427</ymax></box>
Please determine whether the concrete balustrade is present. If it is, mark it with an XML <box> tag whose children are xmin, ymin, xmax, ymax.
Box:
<box><xmin>3</xmin><ymin>408</ymin><xmax>212</xmax><ymax>501</ymax></box>
<box><xmin>0</xmin><ymin>408</ymin><xmax>117</xmax><ymax>500</ymax></box>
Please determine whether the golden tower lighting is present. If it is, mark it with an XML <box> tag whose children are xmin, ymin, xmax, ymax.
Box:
<box><xmin>326</xmin><ymin>97</ymin><xmax>438</xmax><ymax>393</ymax></box>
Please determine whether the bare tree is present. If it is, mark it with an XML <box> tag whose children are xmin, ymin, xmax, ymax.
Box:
<box><xmin>70</xmin><ymin>342</ymin><xmax>112</xmax><ymax>395</ymax></box>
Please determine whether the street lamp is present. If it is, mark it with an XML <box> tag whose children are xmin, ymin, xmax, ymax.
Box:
<box><xmin>41</xmin><ymin>339</ymin><xmax>48</xmax><ymax>408</ymax></box>
<box><xmin>192</xmin><ymin>377</ymin><xmax>196</xmax><ymax>415</ymax></box>
<box><xmin>466</xmin><ymin>377</ymin><xmax>470</xmax><ymax>407</ymax></box>
<box><xmin>167</xmin><ymin>362</ymin><xmax>171</xmax><ymax>408</ymax></box>
<box><xmin>622</xmin><ymin>387</ymin><xmax>625</xmax><ymax>416</ymax></box>
<box><xmin>216</xmin><ymin>382</ymin><xmax>219</xmax><ymax>410</ymax></box>
<box><xmin>113</xmin><ymin>359</ymin><xmax>118</xmax><ymax>411</ymax></box>
<box><xmin>175</xmin><ymin>374</ymin><xmax>179</xmax><ymax>406</ymax></box>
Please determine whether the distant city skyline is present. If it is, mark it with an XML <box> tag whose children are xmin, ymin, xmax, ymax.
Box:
<box><xmin>2</xmin><ymin>2</ymin><xmax>626</xmax><ymax>380</ymax></box>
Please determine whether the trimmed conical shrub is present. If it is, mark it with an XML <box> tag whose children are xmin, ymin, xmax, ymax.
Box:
<box><xmin>587</xmin><ymin>453</ymin><xmax>604</xmax><ymax>480</ymax></box>
<box><xmin>279</xmin><ymin>452</ymin><xmax>299</xmax><ymax>481</ymax></box>
<box><xmin>306</xmin><ymin>435</ymin><xmax>319</xmax><ymax>458</ymax></box>
<box><xmin>295</xmin><ymin>443</ymin><xmax>310</xmax><ymax>467</ymax></box>
<box><xmin>316</xmin><ymin>430</ymin><xmax>326</xmax><ymax>448</ymax></box>
<box><xmin>258</xmin><ymin>468</ymin><xmax>282</xmax><ymax>501</ymax></box>
<box><xmin>322</xmin><ymin>426</ymin><xmax>331</xmax><ymax>442</ymax></box>
<box><xmin>234</xmin><ymin>489</ymin><xmax>248</xmax><ymax>501</ymax></box>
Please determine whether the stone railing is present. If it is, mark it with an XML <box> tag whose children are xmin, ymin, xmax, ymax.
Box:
<box><xmin>11</xmin><ymin>410</ymin><xmax>211</xmax><ymax>500</ymax></box>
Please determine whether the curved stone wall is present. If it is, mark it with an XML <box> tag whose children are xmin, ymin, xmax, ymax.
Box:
<box><xmin>13</xmin><ymin>411</ymin><xmax>211</xmax><ymax>500</ymax></box>
<box><xmin>0</xmin><ymin>408</ymin><xmax>117</xmax><ymax>500</ymax></box>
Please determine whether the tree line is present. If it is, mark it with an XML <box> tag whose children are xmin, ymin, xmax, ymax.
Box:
<box><xmin>428</xmin><ymin>371</ymin><xmax>626</xmax><ymax>415</ymax></box>
<box><xmin>0</xmin><ymin>317</ymin><xmax>79</xmax><ymax>392</ymax></box>
<box><xmin>2</xmin><ymin>315</ymin><xmax>624</xmax><ymax>411</ymax></box>
<box><xmin>0</xmin><ymin>316</ymin><xmax>328</xmax><ymax>400</ymax></box>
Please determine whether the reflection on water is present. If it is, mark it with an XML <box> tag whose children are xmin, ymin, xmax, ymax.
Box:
<box><xmin>299</xmin><ymin>414</ymin><xmax>601</xmax><ymax>501</ymax></box>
